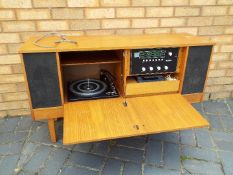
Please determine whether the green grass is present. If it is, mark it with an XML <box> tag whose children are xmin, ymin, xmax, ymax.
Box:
<box><xmin>180</xmin><ymin>155</ymin><xmax>191</xmax><ymax>161</ymax></box>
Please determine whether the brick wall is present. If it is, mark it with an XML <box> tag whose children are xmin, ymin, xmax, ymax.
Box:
<box><xmin>0</xmin><ymin>0</ymin><xmax>232</xmax><ymax>117</ymax></box>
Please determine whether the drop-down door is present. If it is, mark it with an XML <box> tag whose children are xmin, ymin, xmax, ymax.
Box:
<box><xmin>63</xmin><ymin>94</ymin><xmax>209</xmax><ymax>144</ymax></box>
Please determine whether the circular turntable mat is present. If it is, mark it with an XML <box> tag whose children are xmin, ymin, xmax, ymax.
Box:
<box><xmin>69</xmin><ymin>79</ymin><xmax>107</xmax><ymax>97</ymax></box>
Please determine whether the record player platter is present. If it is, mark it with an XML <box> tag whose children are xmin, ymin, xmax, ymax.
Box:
<box><xmin>69</xmin><ymin>79</ymin><xmax>107</xmax><ymax>97</ymax></box>
<box><xmin>68</xmin><ymin>70</ymin><xmax>119</xmax><ymax>102</ymax></box>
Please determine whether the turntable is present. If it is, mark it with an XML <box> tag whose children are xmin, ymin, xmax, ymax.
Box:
<box><xmin>68</xmin><ymin>70</ymin><xmax>119</xmax><ymax>102</ymax></box>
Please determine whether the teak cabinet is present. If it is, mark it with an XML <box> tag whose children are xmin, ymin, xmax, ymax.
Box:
<box><xmin>19</xmin><ymin>34</ymin><xmax>214</xmax><ymax>144</ymax></box>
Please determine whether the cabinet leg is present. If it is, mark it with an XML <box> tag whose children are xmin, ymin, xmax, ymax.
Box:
<box><xmin>48</xmin><ymin>119</ymin><xmax>56</xmax><ymax>143</ymax></box>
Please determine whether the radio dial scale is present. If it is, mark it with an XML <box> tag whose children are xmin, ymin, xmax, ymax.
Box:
<box><xmin>130</xmin><ymin>48</ymin><xmax>179</xmax><ymax>75</ymax></box>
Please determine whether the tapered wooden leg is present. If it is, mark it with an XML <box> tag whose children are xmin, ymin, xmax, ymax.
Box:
<box><xmin>48</xmin><ymin>119</ymin><xmax>56</xmax><ymax>143</ymax></box>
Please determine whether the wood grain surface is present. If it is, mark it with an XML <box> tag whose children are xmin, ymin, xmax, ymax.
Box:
<box><xmin>63</xmin><ymin>94</ymin><xmax>209</xmax><ymax>144</ymax></box>
<box><xmin>126</xmin><ymin>78</ymin><xmax>180</xmax><ymax>96</ymax></box>
<box><xmin>19</xmin><ymin>34</ymin><xmax>215</xmax><ymax>53</ymax></box>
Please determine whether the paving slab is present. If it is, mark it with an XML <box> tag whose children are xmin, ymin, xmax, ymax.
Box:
<box><xmin>219</xmin><ymin>151</ymin><xmax>233</xmax><ymax>175</ymax></box>
<box><xmin>210</xmin><ymin>130</ymin><xmax>233</xmax><ymax>142</ymax></box>
<box><xmin>16</xmin><ymin>142</ymin><xmax>40</xmax><ymax>169</ymax></box>
<box><xmin>215</xmin><ymin>140</ymin><xmax>233</xmax><ymax>152</ymax></box>
<box><xmin>15</xmin><ymin>116</ymin><xmax>33</xmax><ymax>131</ymax></box>
<box><xmin>205</xmin><ymin>114</ymin><xmax>225</xmax><ymax>131</ymax></box>
<box><xmin>116</xmin><ymin>136</ymin><xmax>146</xmax><ymax>149</ymax></box>
<box><xmin>203</xmin><ymin>100</ymin><xmax>231</xmax><ymax>116</ymax></box>
<box><xmin>109</xmin><ymin>146</ymin><xmax>144</xmax><ymax>163</ymax></box>
<box><xmin>144</xmin><ymin>166</ymin><xmax>180</xmax><ymax>175</ymax></box>
<box><xmin>40</xmin><ymin>148</ymin><xmax>70</xmax><ymax>175</ymax></box>
<box><xmin>221</xmin><ymin>116</ymin><xmax>233</xmax><ymax>132</ymax></box>
<box><xmin>163</xmin><ymin>142</ymin><xmax>180</xmax><ymax>170</ymax></box>
<box><xmin>0</xmin><ymin>142</ymin><xmax>24</xmax><ymax>156</ymax></box>
<box><xmin>73</xmin><ymin>142</ymin><xmax>93</xmax><ymax>152</ymax></box>
<box><xmin>192</xmin><ymin>102</ymin><xmax>204</xmax><ymax>113</ymax></box>
<box><xmin>0</xmin><ymin>155</ymin><xmax>20</xmax><ymax>175</ymax></box>
<box><xmin>69</xmin><ymin>151</ymin><xmax>105</xmax><ymax>170</ymax></box>
<box><xmin>102</xmin><ymin>159</ymin><xmax>122</xmax><ymax>175</ymax></box>
<box><xmin>195</xmin><ymin>128</ymin><xmax>214</xmax><ymax>148</ymax></box>
<box><xmin>149</xmin><ymin>132</ymin><xmax>179</xmax><ymax>143</ymax></box>
<box><xmin>123</xmin><ymin>162</ymin><xmax>141</xmax><ymax>175</ymax></box>
<box><xmin>29</xmin><ymin>124</ymin><xmax>51</xmax><ymax>144</ymax></box>
<box><xmin>145</xmin><ymin>140</ymin><xmax>163</xmax><ymax>166</ymax></box>
<box><xmin>181</xmin><ymin>145</ymin><xmax>218</xmax><ymax>162</ymax></box>
<box><xmin>24</xmin><ymin>145</ymin><xmax>52</xmax><ymax>173</ymax></box>
<box><xmin>0</xmin><ymin>117</ymin><xmax>20</xmax><ymax>133</ymax></box>
<box><xmin>182</xmin><ymin>159</ymin><xmax>223</xmax><ymax>175</ymax></box>
<box><xmin>180</xmin><ymin>130</ymin><xmax>196</xmax><ymax>146</ymax></box>
<box><xmin>226</xmin><ymin>99</ymin><xmax>233</xmax><ymax>114</ymax></box>
<box><xmin>17</xmin><ymin>170</ymin><xmax>31</xmax><ymax>175</ymax></box>
<box><xmin>62</xmin><ymin>166</ymin><xmax>98</xmax><ymax>175</ymax></box>
<box><xmin>91</xmin><ymin>141</ymin><xmax>109</xmax><ymax>156</ymax></box>
<box><xmin>0</xmin><ymin>98</ymin><xmax>232</xmax><ymax>175</ymax></box>
<box><xmin>0</xmin><ymin>131</ymin><xmax>28</xmax><ymax>144</ymax></box>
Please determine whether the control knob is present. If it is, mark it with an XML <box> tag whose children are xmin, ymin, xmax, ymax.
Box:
<box><xmin>149</xmin><ymin>66</ymin><xmax>154</xmax><ymax>71</ymax></box>
<box><xmin>156</xmin><ymin>66</ymin><xmax>161</xmax><ymax>71</ymax></box>
<box><xmin>168</xmin><ymin>52</ymin><xmax>173</xmax><ymax>56</ymax></box>
<box><xmin>164</xmin><ymin>66</ymin><xmax>169</xmax><ymax>70</ymax></box>
<box><xmin>141</xmin><ymin>67</ymin><xmax>146</xmax><ymax>72</ymax></box>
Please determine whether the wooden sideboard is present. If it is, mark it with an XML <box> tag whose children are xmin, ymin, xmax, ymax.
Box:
<box><xmin>19</xmin><ymin>33</ymin><xmax>214</xmax><ymax>144</ymax></box>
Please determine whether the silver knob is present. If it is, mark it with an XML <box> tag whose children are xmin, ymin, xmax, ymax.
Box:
<box><xmin>164</xmin><ymin>66</ymin><xmax>168</xmax><ymax>70</ymax></box>
<box><xmin>149</xmin><ymin>66</ymin><xmax>154</xmax><ymax>71</ymax></box>
<box><xmin>142</xmin><ymin>67</ymin><xmax>146</xmax><ymax>72</ymax></box>
<box><xmin>168</xmin><ymin>52</ymin><xmax>172</xmax><ymax>56</ymax></box>
<box><xmin>157</xmin><ymin>66</ymin><xmax>161</xmax><ymax>71</ymax></box>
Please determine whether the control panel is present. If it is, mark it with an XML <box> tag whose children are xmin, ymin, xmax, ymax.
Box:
<box><xmin>130</xmin><ymin>48</ymin><xmax>179</xmax><ymax>75</ymax></box>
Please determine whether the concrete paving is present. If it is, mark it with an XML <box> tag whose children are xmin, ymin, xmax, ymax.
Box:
<box><xmin>0</xmin><ymin>99</ymin><xmax>233</xmax><ymax>175</ymax></box>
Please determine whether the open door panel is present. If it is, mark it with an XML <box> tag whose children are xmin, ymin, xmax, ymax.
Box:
<box><xmin>63</xmin><ymin>94</ymin><xmax>209</xmax><ymax>145</ymax></box>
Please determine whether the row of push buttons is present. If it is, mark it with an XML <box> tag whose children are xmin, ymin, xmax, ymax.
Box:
<box><xmin>142</xmin><ymin>59</ymin><xmax>164</xmax><ymax>62</ymax></box>
<box><xmin>141</xmin><ymin>65</ymin><xmax>169</xmax><ymax>72</ymax></box>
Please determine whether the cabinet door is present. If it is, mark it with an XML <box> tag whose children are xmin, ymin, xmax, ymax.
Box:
<box><xmin>23</xmin><ymin>53</ymin><xmax>62</xmax><ymax>109</ymax></box>
<box><xmin>182</xmin><ymin>46</ymin><xmax>212</xmax><ymax>94</ymax></box>
<box><xmin>63</xmin><ymin>94</ymin><xmax>209</xmax><ymax>144</ymax></box>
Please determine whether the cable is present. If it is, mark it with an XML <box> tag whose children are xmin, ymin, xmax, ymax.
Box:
<box><xmin>32</xmin><ymin>32</ymin><xmax>78</xmax><ymax>48</ymax></box>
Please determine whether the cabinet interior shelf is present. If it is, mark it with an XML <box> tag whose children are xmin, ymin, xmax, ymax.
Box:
<box><xmin>126</xmin><ymin>76</ymin><xmax>180</xmax><ymax>96</ymax></box>
<box><xmin>60</xmin><ymin>50</ymin><xmax>122</xmax><ymax>66</ymax></box>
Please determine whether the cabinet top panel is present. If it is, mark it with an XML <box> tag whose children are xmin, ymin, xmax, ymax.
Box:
<box><xmin>19</xmin><ymin>33</ymin><xmax>215</xmax><ymax>53</ymax></box>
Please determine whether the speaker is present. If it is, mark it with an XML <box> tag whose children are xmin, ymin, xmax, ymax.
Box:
<box><xmin>23</xmin><ymin>53</ymin><xmax>62</xmax><ymax>108</ymax></box>
<box><xmin>182</xmin><ymin>46</ymin><xmax>212</xmax><ymax>94</ymax></box>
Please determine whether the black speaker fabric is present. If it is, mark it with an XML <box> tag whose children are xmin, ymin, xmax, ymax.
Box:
<box><xmin>182</xmin><ymin>46</ymin><xmax>212</xmax><ymax>94</ymax></box>
<box><xmin>23</xmin><ymin>53</ymin><xmax>62</xmax><ymax>108</ymax></box>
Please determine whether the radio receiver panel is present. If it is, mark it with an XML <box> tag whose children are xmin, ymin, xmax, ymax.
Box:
<box><xmin>130</xmin><ymin>48</ymin><xmax>179</xmax><ymax>75</ymax></box>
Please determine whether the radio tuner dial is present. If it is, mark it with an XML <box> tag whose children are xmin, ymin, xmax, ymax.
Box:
<box><xmin>141</xmin><ymin>67</ymin><xmax>146</xmax><ymax>72</ymax></box>
<box><xmin>149</xmin><ymin>66</ymin><xmax>154</xmax><ymax>71</ymax></box>
<box><xmin>164</xmin><ymin>65</ymin><xmax>169</xmax><ymax>70</ymax></box>
<box><xmin>156</xmin><ymin>66</ymin><xmax>161</xmax><ymax>71</ymax></box>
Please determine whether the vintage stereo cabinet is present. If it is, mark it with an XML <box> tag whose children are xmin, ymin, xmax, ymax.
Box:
<box><xmin>19</xmin><ymin>34</ymin><xmax>214</xmax><ymax>144</ymax></box>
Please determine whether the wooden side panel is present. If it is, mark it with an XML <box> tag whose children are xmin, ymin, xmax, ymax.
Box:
<box><xmin>63</xmin><ymin>94</ymin><xmax>209</xmax><ymax>144</ymax></box>
<box><xmin>183</xmin><ymin>93</ymin><xmax>203</xmax><ymax>103</ymax></box>
<box><xmin>23</xmin><ymin>53</ymin><xmax>62</xmax><ymax>108</ymax></box>
<box><xmin>33</xmin><ymin>107</ymin><xmax>63</xmax><ymax>120</ymax></box>
<box><xmin>182</xmin><ymin>46</ymin><xmax>212</xmax><ymax>94</ymax></box>
<box><xmin>56</xmin><ymin>52</ymin><xmax>64</xmax><ymax>104</ymax></box>
<box><xmin>178</xmin><ymin>47</ymin><xmax>189</xmax><ymax>92</ymax></box>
